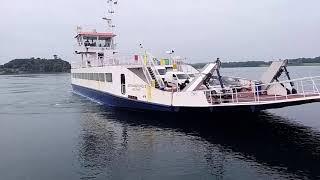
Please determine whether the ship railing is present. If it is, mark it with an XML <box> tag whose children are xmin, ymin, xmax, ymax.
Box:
<box><xmin>71</xmin><ymin>63</ymin><xmax>82</xmax><ymax>69</ymax></box>
<box><xmin>146</xmin><ymin>52</ymin><xmax>166</xmax><ymax>89</ymax></box>
<box><xmin>102</xmin><ymin>55</ymin><xmax>143</xmax><ymax>66</ymax></box>
<box><xmin>71</xmin><ymin>55</ymin><xmax>144</xmax><ymax>69</ymax></box>
<box><xmin>140</xmin><ymin>55</ymin><xmax>153</xmax><ymax>85</ymax></box>
<box><xmin>203</xmin><ymin>76</ymin><xmax>320</xmax><ymax>105</ymax></box>
<box><xmin>108</xmin><ymin>54</ymin><xmax>153</xmax><ymax>85</ymax></box>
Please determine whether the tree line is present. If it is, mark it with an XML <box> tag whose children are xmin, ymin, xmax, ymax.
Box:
<box><xmin>0</xmin><ymin>57</ymin><xmax>71</xmax><ymax>75</ymax></box>
<box><xmin>191</xmin><ymin>56</ymin><xmax>320</xmax><ymax>69</ymax></box>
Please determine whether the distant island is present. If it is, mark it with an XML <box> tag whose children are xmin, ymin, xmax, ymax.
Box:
<box><xmin>0</xmin><ymin>56</ymin><xmax>71</xmax><ymax>75</ymax></box>
<box><xmin>191</xmin><ymin>56</ymin><xmax>320</xmax><ymax>69</ymax></box>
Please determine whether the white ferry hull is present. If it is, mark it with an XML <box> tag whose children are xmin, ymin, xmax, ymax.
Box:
<box><xmin>72</xmin><ymin>84</ymin><xmax>320</xmax><ymax>113</ymax></box>
<box><xmin>72</xmin><ymin>84</ymin><xmax>173</xmax><ymax>112</ymax></box>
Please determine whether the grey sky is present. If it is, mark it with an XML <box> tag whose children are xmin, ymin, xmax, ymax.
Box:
<box><xmin>1</xmin><ymin>0</ymin><xmax>319</xmax><ymax>64</ymax></box>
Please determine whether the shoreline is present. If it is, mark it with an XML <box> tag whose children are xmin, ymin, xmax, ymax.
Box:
<box><xmin>221</xmin><ymin>64</ymin><xmax>320</xmax><ymax>69</ymax></box>
<box><xmin>192</xmin><ymin>64</ymin><xmax>320</xmax><ymax>69</ymax></box>
<box><xmin>0</xmin><ymin>72</ymin><xmax>70</xmax><ymax>75</ymax></box>
<box><xmin>1</xmin><ymin>64</ymin><xmax>319</xmax><ymax>75</ymax></box>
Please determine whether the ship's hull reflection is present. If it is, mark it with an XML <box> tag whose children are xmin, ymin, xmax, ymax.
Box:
<box><xmin>78</xmin><ymin>107</ymin><xmax>320</xmax><ymax>179</ymax></box>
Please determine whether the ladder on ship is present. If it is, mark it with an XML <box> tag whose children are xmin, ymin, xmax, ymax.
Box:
<box><xmin>147</xmin><ymin>66</ymin><xmax>160</xmax><ymax>88</ymax></box>
<box><xmin>142</xmin><ymin>52</ymin><xmax>165</xmax><ymax>89</ymax></box>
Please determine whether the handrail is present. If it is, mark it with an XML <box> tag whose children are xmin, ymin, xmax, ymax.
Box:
<box><xmin>72</xmin><ymin>54</ymin><xmax>145</xmax><ymax>69</ymax></box>
<box><xmin>259</xmin><ymin>76</ymin><xmax>320</xmax><ymax>87</ymax></box>
<box><xmin>140</xmin><ymin>55</ymin><xmax>152</xmax><ymax>85</ymax></box>
<box><xmin>202</xmin><ymin>76</ymin><xmax>320</xmax><ymax>105</ymax></box>
<box><xmin>146</xmin><ymin>52</ymin><xmax>165</xmax><ymax>88</ymax></box>
<box><xmin>311</xmin><ymin>78</ymin><xmax>320</xmax><ymax>95</ymax></box>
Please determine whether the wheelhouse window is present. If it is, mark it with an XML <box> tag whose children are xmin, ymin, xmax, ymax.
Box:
<box><xmin>84</xmin><ymin>36</ymin><xmax>97</xmax><ymax>47</ymax></box>
<box><xmin>82</xmin><ymin>36</ymin><xmax>112</xmax><ymax>48</ymax></box>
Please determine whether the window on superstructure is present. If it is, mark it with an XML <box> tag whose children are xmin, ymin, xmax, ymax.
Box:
<box><xmin>96</xmin><ymin>73</ymin><xmax>100</xmax><ymax>81</ymax></box>
<box><xmin>77</xmin><ymin>37</ymin><xmax>83</xmax><ymax>46</ymax></box>
<box><xmin>99</xmin><ymin>73</ymin><xmax>105</xmax><ymax>82</ymax></box>
<box><xmin>93</xmin><ymin>73</ymin><xmax>97</xmax><ymax>81</ymax></box>
<box><xmin>84</xmin><ymin>36</ymin><xmax>98</xmax><ymax>47</ymax></box>
<box><xmin>84</xmin><ymin>38</ymin><xmax>90</xmax><ymax>46</ymax></box>
<box><xmin>106</xmin><ymin>73</ymin><xmax>112</xmax><ymax>82</ymax></box>
<box><xmin>96</xmin><ymin>37</ymin><xmax>111</xmax><ymax>48</ymax></box>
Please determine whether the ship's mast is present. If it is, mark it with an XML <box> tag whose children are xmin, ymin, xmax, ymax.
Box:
<box><xmin>103</xmin><ymin>0</ymin><xmax>118</xmax><ymax>33</ymax></box>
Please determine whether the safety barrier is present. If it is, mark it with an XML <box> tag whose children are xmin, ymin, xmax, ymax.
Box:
<box><xmin>203</xmin><ymin>76</ymin><xmax>320</xmax><ymax>104</ymax></box>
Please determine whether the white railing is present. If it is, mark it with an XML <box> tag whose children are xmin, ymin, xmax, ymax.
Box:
<box><xmin>146</xmin><ymin>52</ymin><xmax>166</xmax><ymax>88</ymax></box>
<box><xmin>102</xmin><ymin>55</ymin><xmax>143</xmax><ymax>66</ymax></box>
<box><xmin>140</xmin><ymin>55</ymin><xmax>153</xmax><ymax>85</ymax></box>
<box><xmin>203</xmin><ymin>76</ymin><xmax>320</xmax><ymax>105</ymax></box>
<box><xmin>71</xmin><ymin>63</ymin><xmax>82</xmax><ymax>69</ymax></box>
<box><xmin>71</xmin><ymin>54</ymin><xmax>144</xmax><ymax>69</ymax></box>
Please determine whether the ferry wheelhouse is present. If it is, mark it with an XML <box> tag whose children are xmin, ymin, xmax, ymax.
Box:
<box><xmin>71</xmin><ymin>1</ymin><xmax>320</xmax><ymax>112</ymax></box>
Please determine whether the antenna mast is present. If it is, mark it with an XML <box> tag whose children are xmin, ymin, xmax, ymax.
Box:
<box><xmin>103</xmin><ymin>0</ymin><xmax>118</xmax><ymax>33</ymax></box>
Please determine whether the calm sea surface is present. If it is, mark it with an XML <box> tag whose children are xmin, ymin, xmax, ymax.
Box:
<box><xmin>0</xmin><ymin>66</ymin><xmax>320</xmax><ymax>180</ymax></box>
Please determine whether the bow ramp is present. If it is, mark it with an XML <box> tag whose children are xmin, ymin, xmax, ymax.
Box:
<box><xmin>260</xmin><ymin>60</ymin><xmax>288</xmax><ymax>84</ymax></box>
<box><xmin>260</xmin><ymin>60</ymin><xmax>296</xmax><ymax>96</ymax></box>
<box><xmin>183</xmin><ymin>63</ymin><xmax>218</xmax><ymax>92</ymax></box>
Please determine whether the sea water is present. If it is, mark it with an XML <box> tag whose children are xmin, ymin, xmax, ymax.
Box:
<box><xmin>0</xmin><ymin>66</ymin><xmax>320</xmax><ymax>180</ymax></box>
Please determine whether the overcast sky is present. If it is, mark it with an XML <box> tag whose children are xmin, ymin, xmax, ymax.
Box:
<box><xmin>0</xmin><ymin>0</ymin><xmax>319</xmax><ymax>64</ymax></box>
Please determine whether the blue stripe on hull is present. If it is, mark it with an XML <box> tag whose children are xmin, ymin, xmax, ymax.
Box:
<box><xmin>72</xmin><ymin>84</ymin><xmax>173</xmax><ymax>112</ymax></box>
<box><xmin>72</xmin><ymin>84</ymin><xmax>275</xmax><ymax>113</ymax></box>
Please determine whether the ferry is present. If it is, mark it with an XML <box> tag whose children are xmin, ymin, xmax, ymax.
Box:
<box><xmin>71</xmin><ymin>0</ymin><xmax>320</xmax><ymax>112</ymax></box>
